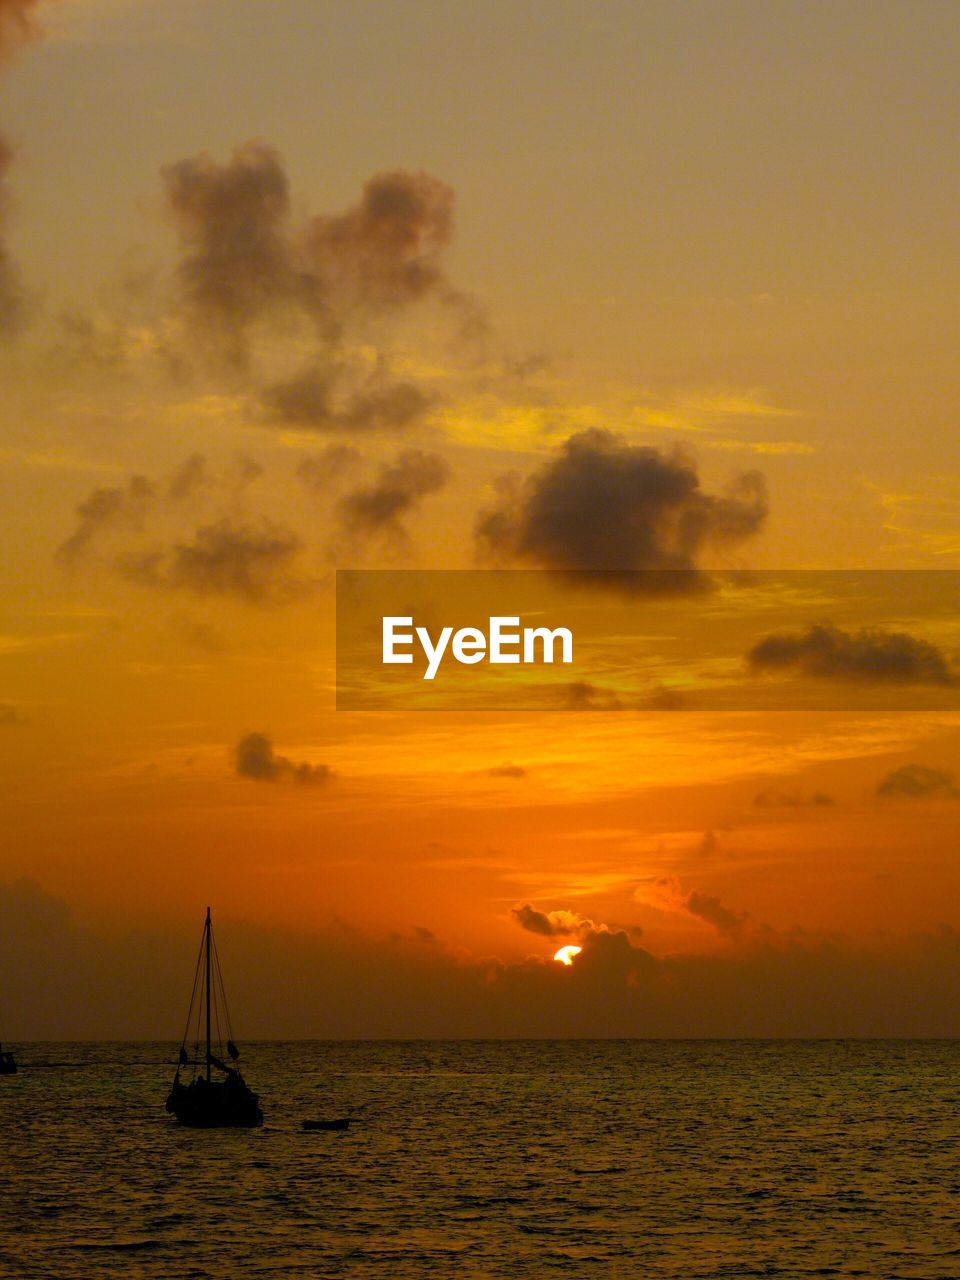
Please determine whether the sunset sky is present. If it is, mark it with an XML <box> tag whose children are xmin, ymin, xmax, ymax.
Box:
<box><xmin>1</xmin><ymin>0</ymin><xmax>959</xmax><ymax>1038</ymax></box>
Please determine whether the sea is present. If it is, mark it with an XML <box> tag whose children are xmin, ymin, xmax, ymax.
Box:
<box><xmin>2</xmin><ymin>1040</ymin><xmax>960</xmax><ymax>1279</ymax></box>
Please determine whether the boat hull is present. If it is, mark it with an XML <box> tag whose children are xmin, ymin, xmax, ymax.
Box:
<box><xmin>0</xmin><ymin>1052</ymin><xmax>16</xmax><ymax>1076</ymax></box>
<box><xmin>166</xmin><ymin>1078</ymin><xmax>263</xmax><ymax>1128</ymax></box>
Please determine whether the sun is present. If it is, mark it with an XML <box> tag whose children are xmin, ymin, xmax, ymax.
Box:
<box><xmin>553</xmin><ymin>945</ymin><xmax>582</xmax><ymax>966</ymax></box>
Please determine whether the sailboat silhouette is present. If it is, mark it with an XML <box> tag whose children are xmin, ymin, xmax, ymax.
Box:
<box><xmin>165</xmin><ymin>907</ymin><xmax>262</xmax><ymax>1127</ymax></box>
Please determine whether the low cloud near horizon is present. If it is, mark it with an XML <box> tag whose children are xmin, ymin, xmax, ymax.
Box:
<box><xmin>6</xmin><ymin>879</ymin><xmax>960</xmax><ymax>1040</ymax></box>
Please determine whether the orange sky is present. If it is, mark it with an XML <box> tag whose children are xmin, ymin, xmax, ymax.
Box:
<box><xmin>1</xmin><ymin>0</ymin><xmax>959</xmax><ymax>1036</ymax></box>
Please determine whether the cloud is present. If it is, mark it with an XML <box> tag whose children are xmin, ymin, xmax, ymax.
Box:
<box><xmin>0</xmin><ymin>138</ymin><xmax>27</xmax><ymax>335</ymax></box>
<box><xmin>684</xmin><ymin>890</ymin><xmax>745</xmax><ymax>937</ymax></box>
<box><xmin>117</xmin><ymin>518</ymin><xmax>304</xmax><ymax>604</ymax></box>
<box><xmin>234</xmin><ymin>732</ymin><xmax>332</xmax><ymax>786</ymax></box>
<box><xmin>12</xmin><ymin>879</ymin><xmax>960</xmax><ymax>1038</ymax></box>
<box><xmin>160</xmin><ymin>142</ymin><xmax>468</xmax><ymax>392</ymax></box>
<box><xmin>301</xmin><ymin>168</ymin><xmax>455</xmax><ymax>309</ymax></box>
<box><xmin>638</xmin><ymin>876</ymin><xmax>748</xmax><ymax>937</ymax></box>
<box><xmin>572</xmin><ymin>926</ymin><xmax>655</xmax><ymax>981</ymax></box>
<box><xmin>697</xmin><ymin>830</ymin><xmax>720</xmax><ymax>857</ymax></box>
<box><xmin>561</xmin><ymin>680</ymin><xmax>688</xmax><ymax>711</ymax></box>
<box><xmin>161</xmin><ymin>140</ymin><xmax>302</xmax><ymax>369</ymax></box>
<box><xmin>563</xmin><ymin>681</ymin><xmax>624</xmax><ymax>710</ymax></box>
<box><xmin>54</xmin><ymin>306</ymin><xmax>126</xmax><ymax>367</ymax></box>
<box><xmin>0</xmin><ymin>3</ymin><xmax>49</xmax><ymax>335</ymax></box>
<box><xmin>754</xmin><ymin>788</ymin><xmax>835</xmax><ymax>808</ymax></box>
<box><xmin>167</xmin><ymin>453</ymin><xmax>208</xmax><ymax>501</ymax></box>
<box><xmin>748</xmin><ymin>623</ymin><xmax>955</xmax><ymax>686</ymax></box>
<box><xmin>510</xmin><ymin>903</ymin><xmax>597</xmax><ymax>939</ymax></box>
<box><xmin>476</xmin><ymin>428</ymin><xmax>767</xmax><ymax>589</ymax></box>
<box><xmin>338</xmin><ymin>449</ymin><xmax>449</xmax><ymax>538</ymax></box>
<box><xmin>55</xmin><ymin>475</ymin><xmax>156</xmax><ymax>566</ymax></box>
<box><xmin>486</xmin><ymin>763</ymin><xmax>528</xmax><ymax>779</ymax></box>
<box><xmin>262</xmin><ymin>361</ymin><xmax>431</xmax><ymax>433</ymax></box>
<box><xmin>875</xmin><ymin>764</ymin><xmax>959</xmax><ymax>799</ymax></box>
<box><xmin>296</xmin><ymin>445</ymin><xmax>362</xmax><ymax>491</ymax></box>
<box><xmin>57</xmin><ymin>458</ymin><xmax>308</xmax><ymax>601</ymax></box>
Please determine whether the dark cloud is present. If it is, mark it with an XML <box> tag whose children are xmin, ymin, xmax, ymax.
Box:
<box><xmin>562</xmin><ymin>680</ymin><xmax>687</xmax><ymax>711</ymax></box>
<box><xmin>234</xmin><ymin>732</ymin><xmax>332</xmax><ymax>786</ymax></box>
<box><xmin>875</xmin><ymin>764</ymin><xmax>959</xmax><ymax>799</ymax></box>
<box><xmin>301</xmin><ymin>169</ymin><xmax>455</xmax><ymax>309</ymax></box>
<box><xmin>697</xmin><ymin>830</ymin><xmax>720</xmax><ymax>857</ymax></box>
<box><xmin>0</xmin><ymin>137</ymin><xmax>26</xmax><ymax>334</ymax></box>
<box><xmin>685</xmin><ymin>890</ymin><xmax>745</xmax><ymax>937</ymax></box>
<box><xmin>167</xmin><ymin>453</ymin><xmax>208</xmax><ymax>501</ymax></box>
<box><xmin>486</xmin><ymin>763</ymin><xmax>528</xmax><ymax>779</ymax></box>
<box><xmin>0</xmin><ymin>2</ymin><xmax>47</xmax><ymax>336</ymax></box>
<box><xmin>262</xmin><ymin>361</ymin><xmax>432</xmax><ymax>433</ymax></box>
<box><xmin>161</xmin><ymin>141</ymin><xmax>303</xmax><ymax>368</ymax></box>
<box><xmin>57</xmin><ymin>459</ymin><xmax>305</xmax><ymax>602</ymax></box>
<box><xmin>117</xmin><ymin>518</ymin><xmax>303</xmax><ymax>604</ymax></box>
<box><xmin>748</xmin><ymin>623</ymin><xmax>955</xmax><ymax>686</ymax></box>
<box><xmin>55</xmin><ymin>475</ymin><xmax>155</xmax><ymax>566</ymax></box>
<box><xmin>563</xmin><ymin>681</ymin><xmax>624</xmax><ymax>710</ymax></box>
<box><xmin>572</xmin><ymin>926</ymin><xmax>655</xmax><ymax>981</ymax></box>
<box><xmin>335</xmin><ymin>376</ymin><xmax>432</xmax><ymax>433</ymax></box>
<box><xmin>161</xmin><ymin>143</ymin><xmax>464</xmax><ymax>401</ymax></box>
<box><xmin>754</xmin><ymin>788</ymin><xmax>835</xmax><ymax>809</ymax></box>
<box><xmin>296</xmin><ymin>445</ymin><xmax>362</xmax><ymax>491</ymax></box>
<box><xmin>640</xmin><ymin>876</ymin><xmax>748</xmax><ymax>937</ymax></box>
<box><xmin>261</xmin><ymin>364</ymin><xmax>337</xmax><ymax>426</ymax></box>
<box><xmin>338</xmin><ymin>449</ymin><xmax>449</xmax><ymax>538</ymax></box>
<box><xmin>12</xmin><ymin>879</ymin><xmax>960</xmax><ymax>1038</ymax></box>
<box><xmin>476</xmin><ymin>429</ymin><xmax>767</xmax><ymax>589</ymax></box>
<box><xmin>510</xmin><ymin>904</ymin><xmax>596</xmax><ymax>939</ymax></box>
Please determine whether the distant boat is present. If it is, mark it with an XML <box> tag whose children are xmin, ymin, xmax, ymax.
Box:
<box><xmin>165</xmin><ymin>907</ymin><xmax>263</xmax><ymax>1128</ymax></box>
<box><xmin>0</xmin><ymin>1004</ymin><xmax>16</xmax><ymax>1075</ymax></box>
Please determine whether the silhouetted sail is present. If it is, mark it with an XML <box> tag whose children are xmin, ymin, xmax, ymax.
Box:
<box><xmin>165</xmin><ymin>907</ymin><xmax>262</xmax><ymax>1128</ymax></box>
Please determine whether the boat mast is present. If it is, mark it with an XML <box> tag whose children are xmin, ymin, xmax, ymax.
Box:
<box><xmin>205</xmin><ymin>905</ymin><xmax>212</xmax><ymax>1083</ymax></box>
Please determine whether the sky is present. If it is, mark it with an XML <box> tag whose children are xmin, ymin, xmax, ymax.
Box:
<box><xmin>1</xmin><ymin>0</ymin><xmax>959</xmax><ymax>1038</ymax></box>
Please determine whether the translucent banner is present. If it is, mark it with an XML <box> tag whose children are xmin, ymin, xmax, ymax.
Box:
<box><xmin>335</xmin><ymin>570</ymin><xmax>960</xmax><ymax>711</ymax></box>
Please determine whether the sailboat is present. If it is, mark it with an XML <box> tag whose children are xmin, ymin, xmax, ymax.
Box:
<box><xmin>165</xmin><ymin>907</ymin><xmax>263</xmax><ymax>1128</ymax></box>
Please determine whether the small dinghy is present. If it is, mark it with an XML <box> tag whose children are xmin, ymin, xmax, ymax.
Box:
<box><xmin>165</xmin><ymin>907</ymin><xmax>263</xmax><ymax>1128</ymax></box>
<box><xmin>303</xmin><ymin>1117</ymin><xmax>351</xmax><ymax>1131</ymax></box>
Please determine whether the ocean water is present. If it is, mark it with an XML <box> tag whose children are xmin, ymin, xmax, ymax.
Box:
<box><xmin>2</xmin><ymin>1040</ymin><xmax>960</xmax><ymax>1278</ymax></box>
